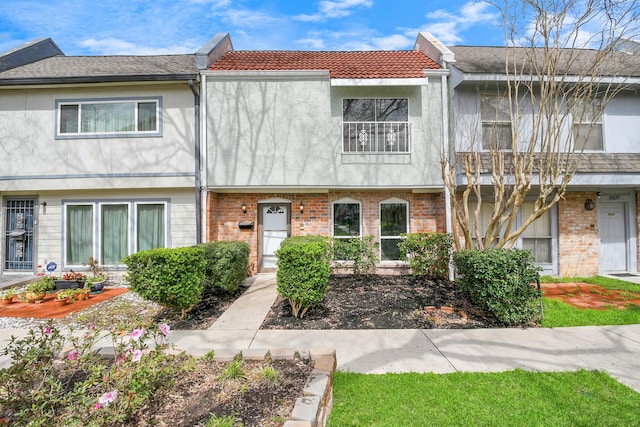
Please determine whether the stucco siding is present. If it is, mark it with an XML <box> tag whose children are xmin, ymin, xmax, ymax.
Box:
<box><xmin>206</xmin><ymin>76</ymin><xmax>444</xmax><ymax>189</ymax></box>
<box><xmin>0</xmin><ymin>84</ymin><xmax>196</xmax><ymax>191</ymax></box>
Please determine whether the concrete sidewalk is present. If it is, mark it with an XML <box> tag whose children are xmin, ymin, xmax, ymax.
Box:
<box><xmin>1</xmin><ymin>273</ymin><xmax>640</xmax><ymax>393</ymax></box>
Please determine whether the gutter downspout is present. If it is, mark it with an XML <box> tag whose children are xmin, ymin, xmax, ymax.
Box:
<box><xmin>441</xmin><ymin>72</ymin><xmax>454</xmax><ymax>280</ymax></box>
<box><xmin>188</xmin><ymin>79</ymin><xmax>202</xmax><ymax>244</ymax></box>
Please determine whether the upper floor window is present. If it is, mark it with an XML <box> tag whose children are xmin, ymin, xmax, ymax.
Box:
<box><xmin>342</xmin><ymin>98</ymin><xmax>410</xmax><ymax>153</ymax></box>
<box><xmin>380</xmin><ymin>199</ymin><xmax>408</xmax><ymax>261</ymax></box>
<box><xmin>572</xmin><ymin>99</ymin><xmax>603</xmax><ymax>151</ymax></box>
<box><xmin>480</xmin><ymin>95</ymin><xmax>512</xmax><ymax>150</ymax></box>
<box><xmin>56</xmin><ymin>98</ymin><xmax>161</xmax><ymax>139</ymax></box>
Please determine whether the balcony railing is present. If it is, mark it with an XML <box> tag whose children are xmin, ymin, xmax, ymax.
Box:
<box><xmin>342</xmin><ymin>122</ymin><xmax>411</xmax><ymax>153</ymax></box>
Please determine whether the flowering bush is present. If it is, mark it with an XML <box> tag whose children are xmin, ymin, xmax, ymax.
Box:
<box><xmin>0</xmin><ymin>321</ymin><xmax>181</xmax><ymax>425</ymax></box>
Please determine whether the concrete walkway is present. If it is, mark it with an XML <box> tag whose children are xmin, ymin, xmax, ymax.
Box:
<box><xmin>2</xmin><ymin>273</ymin><xmax>640</xmax><ymax>392</ymax></box>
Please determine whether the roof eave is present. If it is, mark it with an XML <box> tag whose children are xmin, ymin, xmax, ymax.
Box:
<box><xmin>331</xmin><ymin>77</ymin><xmax>430</xmax><ymax>86</ymax></box>
<box><xmin>0</xmin><ymin>74</ymin><xmax>200</xmax><ymax>86</ymax></box>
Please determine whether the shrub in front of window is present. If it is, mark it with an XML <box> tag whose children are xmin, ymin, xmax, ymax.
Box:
<box><xmin>122</xmin><ymin>246</ymin><xmax>207</xmax><ymax>318</ymax></box>
<box><xmin>453</xmin><ymin>248</ymin><xmax>542</xmax><ymax>326</ymax></box>
<box><xmin>331</xmin><ymin>235</ymin><xmax>378</xmax><ymax>277</ymax></box>
<box><xmin>398</xmin><ymin>232</ymin><xmax>452</xmax><ymax>279</ymax></box>
<box><xmin>200</xmin><ymin>241</ymin><xmax>250</xmax><ymax>292</ymax></box>
<box><xmin>275</xmin><ymin>236</ymin><xmax>331</xmax><ymax>319</ymax></box>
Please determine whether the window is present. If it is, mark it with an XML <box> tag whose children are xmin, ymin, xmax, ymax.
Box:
<box><xmin>521</xmin><ymin>203</ymin><xmax>552</xmax><ymax>263</ymax></box>
<box><xmin>332</xmin><ymin>200</ymin><xmax>361</xmax><ymax>261</ymax></box>
<box><xmin>342</xmin><ymin>98</ymin><xmax>410</xmax><ymax>153</ymax></box>
<box><xmin>56</xmin><ymin>98</ymin><xmax>160</xmax><ymax>138</ymax></box>
<box><xmin>572</xmin><ymin>99</ymin><xmax>603</xmax><ymax>150</ymax></box>
<box><xmin>64</xmin><ymin>201</ymin><xmax>166</xmax><ymax>266</ymax></box>
<box><xmin>380</xmin><ymin>200</ymin><xmax>408</xmax><ymax>260</ymax></box>
<box><xmin>480</xmin><ymin>95</ymin><xmax>512</xmax><ymax>149</ymax></box>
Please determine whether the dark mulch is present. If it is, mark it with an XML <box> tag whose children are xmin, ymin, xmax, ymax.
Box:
<box><xmin>261</xmin><ymin>274</ymin><xmax>499</xmax><ymax>329</ymax></box>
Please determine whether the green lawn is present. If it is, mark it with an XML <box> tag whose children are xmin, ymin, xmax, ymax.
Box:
<box><xmin>540</xmin><ymin>275</ymin><xmax>640</xmax><ymax>327</ymax></box>
<box><xmin>328</xmin><ymin>369</ymin><xmax>640</xmax><ymax>426</ymax></box>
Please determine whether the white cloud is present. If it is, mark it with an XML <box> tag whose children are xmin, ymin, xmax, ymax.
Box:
<box><xmin>294</xmin><ymin>38</ymin><xmax>326</xmax><ymax>49</ymax></box>
<box><xmin>419</xmin><ymin>1</ymin><xmax>499</xmax><ymax>45</ymax></box>
<box><xmin>294</xmin><ymin>0</ymin><xmax>372</xmax><ymax>22</ymax></box>
<box><xmin>79</xmin><ymin>38</ymin><xmax>194</xmax><ymax>55</ymax></box>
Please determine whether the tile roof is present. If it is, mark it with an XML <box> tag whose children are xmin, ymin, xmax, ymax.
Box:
<box><xmin>0</xmin><ymin>55</ymin><xmax>198</xmax><ymax>84</ymax></box>
<box><xmin>208</xmin><ymin>50</ymin><xmax>440</xmax><ymax>78</ymax></box>
<box><xmin>449</xmin><ymin>45</ymin><xmax>640</xmax><ymax>77</ymax></box>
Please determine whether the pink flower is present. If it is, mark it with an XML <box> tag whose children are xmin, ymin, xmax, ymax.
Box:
<box><xmin>94</xmin><ymin>403</ymin><xmax>103</xmax><ymax>410</ymax></box>
<box><xmin>130</xmin><ymin>328</ymin><xmax>145</xmax><ymax>341</ymax></box>
<box><xmin>159</xmin><ymin>323</ymin><xmax>170</xmax><ymax>336</ymax></box>
<box><xmin>131</xmin><ymin>349</ymin><xmax>142</xmax><ymax>363</ymax></box>
<box><xmin>98</xmin><ymin>390</ymin><xmax>117</xmax><ymax>406</ymax></box>
<box><xmin>68</xmin><ymin>350</ymin><xmax>78</xmax><ymax>361</ymax></box>
<box><xmin>43</xmin><ymin>325</ymin><xmax>52</xmax><ymax>335</ymax></box>
<box><xmin>116</xmin><ymin>353</ymin><xmax>126</xmax><ymax>364</ymax></box>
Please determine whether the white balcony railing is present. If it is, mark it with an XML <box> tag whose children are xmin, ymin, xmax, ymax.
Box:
<box><xmin>342</xmin><ymin>122</ymin><xmax>411</xmax><ymax>153</ymax></box>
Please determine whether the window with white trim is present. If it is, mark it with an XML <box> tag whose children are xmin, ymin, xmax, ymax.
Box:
<box><xmin>342</xmin><ymin>98</ymin><xmax>410</xmax><ymax>153</ymax></box>
<box><xmin>332</xmin><ymin>199</ymin><xmax>361</xmax><ymax>261</ymax></box>
<box><xmin>380</xmin><ymin>199</ymin><xmax>408</xmax><ymax>260</ymax></box>
<box><xmin>572</xmin><ymin>98</ymin><xmax>603</xmax><ymax>150</ymax></box>
<box><xmin>64</xmin><ymin>201</ymin><xmax>166</xmax><ymax>266</ymax></box>
<box><xmin>480</xmin><ymin>94</ymin><xmax>512</xmax><ymax>150</ymax></box>
<box><xmin>57</xmin><ymin>98</ymin><xmax>160</xmax><ymax>138</ymax></box>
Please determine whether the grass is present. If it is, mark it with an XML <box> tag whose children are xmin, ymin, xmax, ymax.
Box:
<box><xmin>328</xmin><ymin>369</ymin><xmax>640</xmax><ymax>426</ymax></box>
<box><xmin>539</xmin><ymin>275</ymin><xmax>640</xmax><ymax>328</ymax></box>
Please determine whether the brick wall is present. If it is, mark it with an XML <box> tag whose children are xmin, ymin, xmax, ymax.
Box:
<box><xmin>207</xmin><ymin>190</ymin><xmax>446</xmax><ymax>273</ymax></box>
<box><xmin>557</xmin><ymin>192</ymin><xmax>599</xmax><ymax>277</ymax></box>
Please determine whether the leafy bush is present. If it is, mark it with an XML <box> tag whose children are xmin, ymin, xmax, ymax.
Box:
<box><xmin>276</xmin><ymin>235</ymin><xmax>331</xmax><ymax>318</ymax></box>
<box><xmin>122</xmin><ymin>246</ymin><xmax>207</xmax><ymax>316</ymax></box>
<box><xmin>398</xmin><ymin>232</ymin><xmax>452</xmax><ymax>279</ymax></box>
<box><xmin>453</xmin><ymin>248</ymin><xmax>542</xmax><ymax>326</ymax></box>
<box><xmin>331</xmin><ymin>236</ymin><xmax>378</xmax><ymax>277</ymax></box>
<box><xmin>0</xmin><ymin>322</ymin><xmax>175</xmax><ymax>426</ymax></box>
<box><xmin>201</xmin><ymin>241</ymin><xmax>250</xmax><ymax>292</ymax></box>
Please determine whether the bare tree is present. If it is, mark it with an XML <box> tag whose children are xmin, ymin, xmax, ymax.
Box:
<box><xmin>443</xmin><ymin>0</ymin><xmax>640</xmax><ymax>251</ymax></box>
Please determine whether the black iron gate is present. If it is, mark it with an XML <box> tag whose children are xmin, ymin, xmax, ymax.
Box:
<box><xmin>3</xmin><ymin>199</ymin><xmax>35</xmax><ymax>272</ymax></box>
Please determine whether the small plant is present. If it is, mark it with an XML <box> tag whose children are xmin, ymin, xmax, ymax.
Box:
<box><xmin>218</xmin><ymin>356</ymin><xmax>246</xmax><ymax>381</ymax></box>
<box><xmin>205</xmin><ymin>413</ymin><xmax>239</xmax><ymax>427</ymax></box>
<box><xmin>258</xmin><ymin>365</ymin><xmax>280</xmax><ymax>389</ymax></box>
<box><xmin>1</xmin><ymin>288</ymin><xmax>15</xmax><ymax>299</ymax></box>
<box><xmin>331</xmin><ymin>235</ymin><xmax>378</xmax><ymax>277</ymax></box>
<box><xmin>85</xmin><ymin>256</ymin><xmax>106</xmax><ymax>279</ymax></box>
<box><xmin>27</xmin><ymin>277</ymin><xmax>54</xmax><ymax>293</ymax></box>
<box><xmin>62</xmin><ymin>270</ymin><xmax>84</xmax><ymax>281</ymax></box>
<box><xmin>56</xmin><ymin>289</ymin><xmax>77</xmax><ymax>301</ymax></box>
<box><xmin>398</xmin><ymin>232</ymin><xmax>452</xmax><ymax>279</ymax></box>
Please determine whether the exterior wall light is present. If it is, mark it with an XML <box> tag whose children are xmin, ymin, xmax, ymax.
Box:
<box><xmin>584</xmin><ymin>199</ymin><xmax>595</xmax><ymax>211</ymax></box>
<box><xmin>299</xmin><ymin>201</ymin><xmax>304</xmax><ymax>215</ymax></box>
<box><xmin>241</xmin><ymin>202</ymin><xmax>247</xmax><ymax>214</ymax></box>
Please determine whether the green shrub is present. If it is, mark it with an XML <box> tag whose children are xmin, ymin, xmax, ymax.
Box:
<box><xmin>331</xmin><ymin>235</ymin><xmax>378</xmax><ymax>277</ymax></box>
<box><xmin>398</xmin><ymin>232</ymin><xmax>452</xmax><ymax>279</ymax></box>
<box><xmin>200</xmin><ymin>241</ymin><xmax>250</xmax><ymax>292</ymax></box>
<box><xmin>122</xmin><ymin>246</ymin><xmax>207</xmax><ymax>316</ymax></box>
<box><xmin>276</xmin><ymin>236</ymin><xmax>331</xmax><ymax>318</ymax></box>
<box><xmin>453</xmin><ymin>248</ymin><xmax>542</xmax><ymax>326</ymax></box>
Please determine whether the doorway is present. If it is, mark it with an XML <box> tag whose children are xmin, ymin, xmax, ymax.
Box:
<box><xmin>3</xmin><ymin>198</ymin><xmax>36</xmax><ymax>272</ymax></box>
<box><xmin>598</xmin><ymin>201</ymin><xmax>627</xmax><ymax>272</ymax></box>
<box><xmin>258</xmin><ymin>203</ymin><xmax>290</xmax><ymax>271</ymax></box>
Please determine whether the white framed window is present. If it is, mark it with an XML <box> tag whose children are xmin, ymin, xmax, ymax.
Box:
<box><xmin>64</xmin><ymin>200</ymin><xmax>167</xmax><ymax>267</ymax></box>
<box><xmin>332</xmin><ymin>198</ymin><xmax>362</xmax><ymax>261</ymax></box>
<box><xmin>480</xmin><ymin>94</ymin><xmax>512</xmax><ymax>150</ymax></box>
<box><xmin>572</xmin><ymin>98</ymin><xmax>603</xmax><ymax>151</ymax></box>
<box><xmin>56</xmin><ymin>97</ymin><xmax>161</xmax><ymax>138</ymax></box>
<box><xmin>342</xmin><ymin>98</ymin><xmax>410</xmax><ymax>153</ymax></box>
<box><xmin>380</xmin><ymin>198</ymin><xmax>408</xmax><ymax>260</ymax></box>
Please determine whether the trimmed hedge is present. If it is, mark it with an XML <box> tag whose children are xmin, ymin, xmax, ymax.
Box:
<box><xmin>122</xmin><ymin>246</ymin><xmax>207</xmax><ymax>316</ymax></box>
<box><xmin>398</xmin><ymin>232</ymin><xmax>452</xmax><ymax>279</ymax></box>
<box><xmin>200</xmin><ymin>241</ymin><xmax>250</xmax><ymax>292</ymax></box>
<box><xmin>453</xmin><ymin>248</ymin><xmax>542</xmax><ymax>326</ymax></box>
<box><xmin>276</xmin><ymin>235</ymin><xmax>331</xmax><ymax>318</ymax></box>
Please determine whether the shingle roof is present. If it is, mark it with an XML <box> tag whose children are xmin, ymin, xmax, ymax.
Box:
<box><xmin>0</xmin><ymin>55</ymin><xmax>198</xmax><ymax>85</ymax></box>
<box><xmin>208</xmin><ymin>50</ymin><xmax>440</xmax><ymax>78</ymax></box>
<box><xmin>449</xmin><ymin>45</ymin><xmax>640</xmax><ymax>77</ymax></box>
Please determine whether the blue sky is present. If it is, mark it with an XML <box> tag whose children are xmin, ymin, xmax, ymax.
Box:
<box><xmin>0</xmin><ymin>0</ymin><xmax>506</xmax><ymax>55</ymax></box>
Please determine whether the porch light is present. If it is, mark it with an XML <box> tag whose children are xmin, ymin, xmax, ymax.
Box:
<box><xmin>299</xmin><ymin>201</ymin><xmax>304</xmax><ymax>215</ymax></box>
<box><xmin>584</xmin><ymin>199</ymin><xmax>595</xmax><ymax>211</ymax></box>
<box><xmin>241</xmin><ymin>202</ymin><xmax>247</xmax><ymax>214</ymax></box>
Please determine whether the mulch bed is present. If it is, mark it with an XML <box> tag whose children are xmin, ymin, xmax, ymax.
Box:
<box><xmin>260</xmin><ymin>274</ymin><xmax>499</xmax><ymax>330</ymax></box>
<box><xmin>0</xmin><ymin>288</ymin><xmax>128</xmax><ymax>319</ymax></box>
<box><xmin>541</xmin><ymin>282</ymin><xmax>640</xmax><ymax>309</ymax></box>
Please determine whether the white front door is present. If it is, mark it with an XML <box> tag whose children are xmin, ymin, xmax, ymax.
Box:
<box><xmin>260</xmin><ymin>204</ymin><xmax>289</xmax><ymax>270</ymax></box>
<box><xmin>598</xmin><ymin>202</ymin><xmax>627</xmax><ymax>272</ymax></box>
